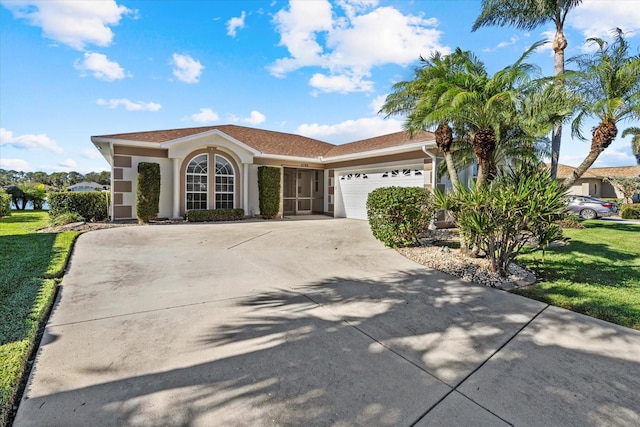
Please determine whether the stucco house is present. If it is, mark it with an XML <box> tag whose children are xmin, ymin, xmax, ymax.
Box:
<box><xmin>554</xmin><ymin>163</ymin><xmax>640</xmax><ymax>200</ymax></box>
<box><xmin>91</xmin><ymin>125</ymin><xmax>470</xmax><ymax>221</ymax></box>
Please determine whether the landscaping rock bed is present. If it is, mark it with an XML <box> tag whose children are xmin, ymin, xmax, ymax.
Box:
<box><xmin>397</xmin><ymin>229</ymin><xmax>537</xmax><ymax>290</ymax></box>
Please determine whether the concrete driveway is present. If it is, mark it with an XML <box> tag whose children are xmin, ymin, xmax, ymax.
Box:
<box><xmin>15</xmin><ymin>219</ymin><xmax>640</xmax><ymax>426</ymax></box>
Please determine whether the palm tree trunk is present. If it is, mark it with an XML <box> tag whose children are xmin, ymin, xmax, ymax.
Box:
<box><xmin>550</xmin><ymin>29</ymin><xmax>567</xmax><ymax>179</ymax></box>
<box><xmin>444</xmin><ymin>153</ymin><xmax>461</xmax><ymax>190</ymax></box>
<box><xmin>562</xmin><ymin>121</ymin><xmax>618</xmax><ymax>188</ymax></box>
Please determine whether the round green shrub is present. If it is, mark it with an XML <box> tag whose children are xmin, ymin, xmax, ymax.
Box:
<box><xmin>366</xmin><ymin>186</ymin><xmax>434</xmax><ymax>247</ymax></box>
<box><xmin>620</xmin><ymin>204</ymin><xmax>640</xmax><ymax>219</ymax></box>
<box><xmin>48</xmin><ymin>191</ymin><xmax>109</xmax><ymax>221</ymax></box>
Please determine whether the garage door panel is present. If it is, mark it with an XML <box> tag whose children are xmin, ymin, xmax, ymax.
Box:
<box><xmin>338</xmin><ymin>168</ymin><xmax>424</xmax><ymax>220</ymax></box>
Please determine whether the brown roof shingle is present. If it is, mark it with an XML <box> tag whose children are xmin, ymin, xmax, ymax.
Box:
<box><xmin>95</xmin><ymin>125</ymin><xmax>335</xmax><ymax>158</ymax></box>
<box><xmin>549</xmin><ymin>163</ymin><xmax>640</xmax><ymax>179</ymax></box>
<box><xmin>95</xmin><ymin>124</ymin><xmax>435</xmax><ymax>159</ymax></box>
<box><xmin>323</xmin><ymin>130</ymin><xmax>435</xmax><ymax>158</ymax></box>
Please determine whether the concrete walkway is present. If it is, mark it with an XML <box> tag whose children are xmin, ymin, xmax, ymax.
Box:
<box><xmin>15</xmin><ymin>219</ymin><xmax>640</xmax><ymax>426</ymax></box>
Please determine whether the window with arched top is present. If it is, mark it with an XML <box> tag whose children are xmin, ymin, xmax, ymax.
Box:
<box><xmin>186</xmin><ymin>154</ymin><xmax>208</xmax><ymax>210</ymax></box>
<box><xmin>215</xmin><ymin>155</ymin><xmax>234</xmax><ymax>209</ymax></box>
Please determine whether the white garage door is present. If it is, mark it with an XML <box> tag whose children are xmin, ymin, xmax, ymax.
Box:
<box><xmin>337</xmin><ymin>168</ymin><xmax>426</xmax><ymax>220</ymax></box>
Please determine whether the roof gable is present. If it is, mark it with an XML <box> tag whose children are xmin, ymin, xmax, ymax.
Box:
<box><xmin>94</xmin><ymin>124</ymin><xmax>435</xmax><ymax>160</ymax></box>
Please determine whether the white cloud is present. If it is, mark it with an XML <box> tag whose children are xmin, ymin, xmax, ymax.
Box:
<box><xmin>483</xmin><ymin>35</ymin><xmax>519</xmax><ymax>53</ymax></box>
<box><xmin>269</xmin><ymin>1</ymin><xmax>447</xmax><ymax>93</ymax></box>
<box><xmin>74</xmin><ymin>52</ymin><xmax>126</xmax><ymax>81</ymax></box>
<box><xmin>0</xmin><ymin>158</ymin><xmax>29</xmax><ymax>170</ymax></box>
<box><xmin>592</xmin><ymin>148</ymin><xmax>637</xmax><ymax>167</ymax></box>
<box><xmin>569</xmin><ymin>1</ymin><xmax>640</xmax><ymax>39</ymax></box>
<box><xmin>309</xmin><ymin>72</ymin><xmax>374</xmax><ymax>93</ymax></box>
<box><xmin>0</xmin><ymin>128</ymin><xmax>63</xmax><ymax>153</ymax></box>
<box><xmin>189</xmin><ymin>108</ymin><xmax>220</xmax><ymax>123</ymax></box>
<box><xmin>96</xmin><ymin>98</ymin><xmax>161</xmax><ymax>111</ymax></box>
<box><xmin>242</xmin><ymin>110</ymin><xmax>266</xmax><ymax>125</ymax></box>
<box><xmin>80</xmin><ymin>148</ymin><xmax>102</xmax><ymax>159</ymax></box>
<box><xmin>2</xmin><ymin>0</ymin><xmax>133</xmax><ymax>50</ymax></box>
<box><xmin>58</xmin><ymin>158</ymin><xmax>77</xmax><ymax>168</ymax></box>
<box><xmin>227</xmin><ymin>11</ymin><xmax>246</xmax><ymax>37</ymax></box>
<box><xmin>171</xmin><ymin>53</ymin><xmax>204</xmax><ymax>83</ymax></box>
<box><xmin>369</xmin><ymin>94</ymin><xmax>387</xmax><ymax>114</ymax></box>
<box><xmin>297</xmin><ymin>116</ymin><xmax>403</xmax><ymax>143</ymax></box>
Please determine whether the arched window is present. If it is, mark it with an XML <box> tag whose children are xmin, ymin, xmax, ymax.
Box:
<box><xmin>186</xmin><ymin>154</ymin><xmax>208</xmax><ymax>210</ymax></box>
<box><xmin>215</xmin><ymin>155</ymin><xmax>234</xmax><ymax>209</ymax></box>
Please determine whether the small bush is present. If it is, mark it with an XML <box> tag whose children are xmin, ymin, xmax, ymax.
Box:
<box><xmin>258</xmin><ymin>166</ymin><xmax>281</xmax><ymax>218</ymax></box>
<box><xmin>559</xmin><ymin>213</ymin><xmax>585</xmax><ymax>229</ymax></box>
<box><xmin>48</xmin><ymin>192</ymin><xmax>109</xmax><ymax>221</ymax></box>
<box><xmin>620</xmin><ymin>204</ymin><xmax>640</xmax><ymax>219</ymax></box>
<box><xmin>0</xmin><ymin>189</ymin><xmax>10</xmax><ymax>217</ymax></box>
<box><xmin>435</xmin><ymin>163</ymin><xmax>568</xmax><ymax>275</ymax></box>
<box><xmin>367</xmin><ymin>186</ymin><xmax>434</xmax><ymax>248</ymax></box>
<box><xmin>49</xmin><ymin>212</ymin><xmax>85</xmax><ymax>227</ymax></box>
<box><xmin>185</xmin><ymin>209</ymin><xmax>245</xmax><ymax>222</ymax></box>
<box><xmin>137</xmin><ymin>162</ymin><xmax>161</xmax><ymax>224</ymax></box>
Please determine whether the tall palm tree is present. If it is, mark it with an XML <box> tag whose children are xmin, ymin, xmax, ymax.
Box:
<box><xmin>563</xmin><ymin>29</ymin><xmax>640</xmax><ymax>188</ymax></box>
<box><xmin>472</xmin><ymin>0</ymin><xmax>583</xmax><ymax>179</ymax></box>
<box><xmin>622</xmin><ymin>127</ymin><xmax>640</xmax><ymax>165</ymax></box>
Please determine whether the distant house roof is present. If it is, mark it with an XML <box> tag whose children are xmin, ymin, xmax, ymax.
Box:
<box><xmin>68</xmin><ymin>181</ymin><xmax>105</xmax><ymax>190</ymax></box>
<box><xmin>550</xmin><ymin>164</ymin><xmax>640</xmax><ymax>179</ymax></box>
<box><xmin>93</xmin><ymin>124</ymin><xmax>435</xmax><ymax>159</ymax></box>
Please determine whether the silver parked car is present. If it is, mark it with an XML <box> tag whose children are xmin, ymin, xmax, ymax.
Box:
<box><xmin>566</xmin><ymin>195</ymin><xmax>618</xmax><ymax>219</ymax></box>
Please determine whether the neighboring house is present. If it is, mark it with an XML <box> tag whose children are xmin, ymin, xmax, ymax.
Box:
<box><xmin>552</xmin><ymin>163</ymin><xmax>640</xmax><ymax>199</ymax></box>
<box><xmin>68</xmin><ymin>181</ymin><xmax>109</xmax><ymax>192</ymax></box>
<box><xmin>91</xmin><ymin>124</ymin><xmax>470</xmax><ymax>221</ymax></box>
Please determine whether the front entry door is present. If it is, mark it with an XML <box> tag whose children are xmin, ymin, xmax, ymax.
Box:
<box><xmin>296</xmin><ymin>170</ymin><xmax>313</xmax><ymax>214</ymax></box>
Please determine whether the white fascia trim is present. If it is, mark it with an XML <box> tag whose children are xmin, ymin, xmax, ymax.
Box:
<box><xmin>322</xmin><ymin>140</ymin><xmax>437</xmax><ymax>163</ymax></box>
<box><xmin>158</xmin><ymin>129</ymin><xmax>262</xmax><ymax>156</ymax></box>
<box><xmin>91</xmin><ymin>137</ymin><xmax>166</xmax><ymax>149</ymax></box>
<box><xmin>255</xmin><ymin>153</ymin><xmax>324</xmax><ymax>163</ymax></box>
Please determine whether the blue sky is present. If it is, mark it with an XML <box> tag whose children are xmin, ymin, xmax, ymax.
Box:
<box><xmin>1</xmin><ymin>0</ymin><xmax>639</xmax><ymax>174</ymax></box>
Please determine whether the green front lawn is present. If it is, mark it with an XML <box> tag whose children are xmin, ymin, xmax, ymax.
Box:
<box><xmin>0</xmin><ymin>211</ymin><xmax>79</xmax><ymax>426</ymax></box>
<box><xmin>515</xmin><ymin>221</ymin><xmax>640</xmax><ymax>330</ymax></box>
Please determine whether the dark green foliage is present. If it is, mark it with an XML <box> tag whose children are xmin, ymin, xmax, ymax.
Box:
<box><xmin>0</xmin><ymin>190</ymin><xmax>10</xmax><ymax>217</ymax></box>
<box><xmin>48</xmin><ymin>192</ymin><xmax>109</xmax><ymax>221</ymax></box>
<box><xmin>366</xmin><ymin>186</ymin><xmax>434</xmax><ymax>248</ymax></box>
<box><xmin>136</xmin><ymin>162</ymin><xmax>161</xmax><ymax>224</ymax></box>
<box><xmin>436</xmin><ymin>163</ymin><xmax>568</xmax><ymax>275</ymax></box>
<box><xmin>185</xmin><ymin>209</ymin><xmax>245</xmax><ymax>222</ymax></box>
<box><xmin>621</xmin><ymin>204</ymin><xmax>640</xmax><ymax>219</ymax></box>
<box><xmin>258</xmin><ymin>166</ymin><xmax>281</xmax><ymax>218</ymax></box>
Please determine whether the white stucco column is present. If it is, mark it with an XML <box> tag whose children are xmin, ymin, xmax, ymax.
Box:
<box><xmin>242</xmin><ymin>163</ymin><xmax>249</xmax><ymax>214</ymax></box>
<box><xmin>172</xmin><ymin>158</ymin><xmax>180</xmax><ymax>218</ymax></box>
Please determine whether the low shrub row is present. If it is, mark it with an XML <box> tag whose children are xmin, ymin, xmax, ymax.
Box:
<box><xmin>621</xmin><ymin>204</ymin><xmax>640</xmax><ymax>219</ymax></box>
<box><xmin>0</xmin><ymin>189</ymin><xmax>11</xmax><ymax>217</ymax></box>
<box><xmin>48</xmin><ymin>192</ymin><xmax>109</xmax><ymax>222</ymax></box>
<box><xmin>185</xmin><ymin>209</ymin><xmax>245</xmax><ymax>222</ymax></box>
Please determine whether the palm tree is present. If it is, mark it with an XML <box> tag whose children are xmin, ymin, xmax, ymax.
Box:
<box><xmin>563</xmin><ymin>29</ymin><xmax>640</xmax><ymax>188</ymax></box>
<box><xmin>622</xmin><ymin>127</ymin><xmax>640</xmax><ymax>165</ymax></box>
<box><xmin>380</xmin><ymin>49</ymin><xmax>484</xmax><ymax>190</ymax></box>
<box><xmin>472</xmin><ymin>0</ymin><xmax>583</xmax><ymax>179</ymax></box>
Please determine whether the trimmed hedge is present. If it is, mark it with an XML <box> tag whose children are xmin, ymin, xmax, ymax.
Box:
<box><xmin>258</xmin><ymin>166</ymin><xmax>281</xmax><ymax>218</ymax></box>
<box><xmin>366</xmin><ymin>186</ymin><xmax>434</xmax><ymax>248</ymax></box>
<box><xmin>0</xmin><ymin>189</ymin><xmax>10</xmax><ymax>217</ymax></box>
<box><xmin>137</xmin><ymin>162</ymin><xmax>161</xmax><ymax>224</ymax></box>
<box><xmin>620</xmin><ymin>204</ymin><xmax>640</xmax><ymax>219</ymax></box>
<box><xmin>48</xmin><ymin>191</ymin><xmax>110</xmax><ymax>221</ymax></box>
<box><xmin>185</xmin><ymin>209</ymin><xmax>245</xmax><ymax>222</ymax></box>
